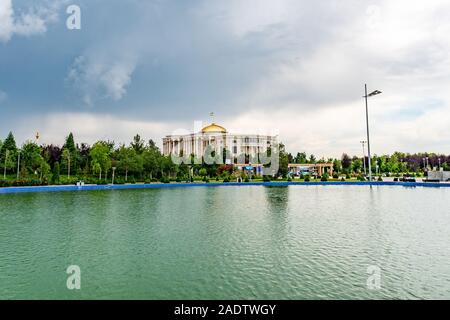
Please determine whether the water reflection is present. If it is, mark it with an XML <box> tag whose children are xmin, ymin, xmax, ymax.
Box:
<box><xmin>263</xmin><ymin>186</ymin><xmax>289</xmax><ymax>242</ymax></box>
<box><xmin>264</xmin><ymin>186</ymin><xmax>289</xmax><ymax>213</ymax></box>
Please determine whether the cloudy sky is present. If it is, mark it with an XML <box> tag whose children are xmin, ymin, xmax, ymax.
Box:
<box><xmin>1</xmin><ymin>0</ymin><xmax>449</xmax><ymax>157</ymax></box>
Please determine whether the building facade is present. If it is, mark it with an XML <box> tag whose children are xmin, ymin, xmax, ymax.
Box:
<box><xmin>162</xmin><ymin>122</ymin><xmax>278</xmax><ymax>165</ymax></box>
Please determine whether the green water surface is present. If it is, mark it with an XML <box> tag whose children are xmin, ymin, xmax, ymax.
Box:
<box><xmin>0</xmin><ymin>185</ymin><xmax>449</xmax><ymax>299</ymax></box>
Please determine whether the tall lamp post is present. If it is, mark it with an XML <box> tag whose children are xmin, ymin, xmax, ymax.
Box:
<box><xmin>360</xmin><ymin>140</ymin><xmax>367</xmax><ymax>175</ymax></box>
<box><xmin>363</xmin><ymin>84</ymin><xmax>382</xmax><ymax>182</ymax></box>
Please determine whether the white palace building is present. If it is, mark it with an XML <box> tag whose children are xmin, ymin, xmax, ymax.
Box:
<box><xmin>162</xmin><ymin>120</ymin><xmax>278</xmax><ymax>170</ymax></box>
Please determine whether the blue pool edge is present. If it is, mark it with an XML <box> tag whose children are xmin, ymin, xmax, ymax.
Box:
<box><xmin>0</xmin><ymin>181</ymin><xmax>449</xmax><ymax>194</ymax></box>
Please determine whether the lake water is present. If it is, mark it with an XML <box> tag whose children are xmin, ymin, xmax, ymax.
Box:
<box><xmin>0</xmin><ymin>185</ymin><xmax>449</xmax><ymax>299</ymax></box>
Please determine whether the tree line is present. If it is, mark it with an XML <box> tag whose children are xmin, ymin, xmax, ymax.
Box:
<box><xmin>0</xmin><ymin>131</ymin><xmax>448</xmax><ymax>186</ymax></box>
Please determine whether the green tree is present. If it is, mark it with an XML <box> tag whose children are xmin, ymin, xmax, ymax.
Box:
<box><xmin>116</xmin><ymin>145</ymin><xmax>142</xmax><ymax>181</ymax></box>
<box><xmin>352</xmin><ymin>158</ymin><xmax>363</xmax><ymax>173</ymax></box>
<box><xmin>142</xmin><ymin>143</ymin><xmax>161</xmax><ymax>179</ymax></box>
<box><xmin>62</xmin><ymin>133</ymin><xmax>78</xmax><ymax>177</ymax></box>
<box><xmin>131</xmin><ymin>134</ymin><xmax>145</xmax><ymax>154</ymax></box>
<box><xmin>2</xmin><ymin>149</ymin><xmax>15</xmax><ymax>179</ymax></box>
<box><xmin>62</xmin><ymin>148</ymin><xmax>71</xmax><ymax>179</ymax></box>
<box><xmin>51</xmin><ymin>162</ymin><xmax>60</xmax><ymax>185</ymax></box>
<box><xmin>92</xmin><ymin>162</ymin><xmax>102</xmax><ymax>180</ymax></box>
<box><xmin>64</xmin><ymin>133</ymin><xmax>77</xmax><ymax>153</ymax></box>
<box><xmin>0</xmin><ymin>132</ymin><xmax>17</xmax><ymax>176</ymax></box>
<box><xmin>21</xmin><ymin>141</ymin><xmax>43</xmax><ymax>175</ymax></box>
<box><xmin>160</xmin><ymin>155</ymin><xmax>176</xmax><ymax>178</ymax></box>
<box><xmin>294</xmin><ymin>152</ymin><xmax>307</xmax><ymax>164</ymax></box>
<box><xmin>277</xmin><ymin>143</ymin><xmax>289</xmax><ymax>178</ymax></box>
<box><xmin>341</xmin><ymin>153</ymin><xmax>352</xmax><ymax>173</ymax></box>
<box><xmin>39</xmin><ymin>158</ymin><xmax>51</xmax><ymax>181</ymax></box>
<box><xmin>333</xmin><ymin>159</ymin><xmax>342</xmax><ymax>173</ymax></box>
<box><xmin>90</xmin><ymin>141</ymin><xmax>111</xmax><ymax>180</ymax></box>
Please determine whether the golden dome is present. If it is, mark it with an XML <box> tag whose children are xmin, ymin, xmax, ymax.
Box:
<box><xmin>201</xmin><ymin>123</ymin><xmax>227</xmax><ymax>134</ymax></box>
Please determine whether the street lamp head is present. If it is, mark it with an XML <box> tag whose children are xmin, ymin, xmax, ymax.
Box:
<box><xmin>368</xmin><ymin>90</ymin><xmax>382</xmax><ymax>97</ymax></box>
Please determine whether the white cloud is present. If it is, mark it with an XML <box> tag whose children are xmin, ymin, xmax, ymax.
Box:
<box><xmin>0</xmin><ymin>0</ymin><xmax>64</xmax><ymax>42</ymax></box>
<box><xmin>67</xmin><ymin>54</ymin><xmax>137</xmax><ymax>106</ymax></box>
<box><xmin>0</xmin><ymin>0</ymin><xmax>14</xmax><ymax>42</ymax></box>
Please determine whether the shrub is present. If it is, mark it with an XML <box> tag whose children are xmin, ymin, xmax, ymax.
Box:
<box><xmin>11</xmin><ymin>179</ymin><xmax>42</xmax><ymax>187</ymax></box>
<box><xmin>199</xmin><ymin>168</ymin><xmax>207</xmax><ymax>178</ymax></box>
<box><xmin>205</xmin><ymin>179</ymin><xmax>210</xmax><ymax>183</ymax></box>
<box><xmin>114</xmin><ymin>177</ymin><xmax>125</xmax><ymax>185</ymax></box>
<box><xmin>345</xmin><ymin>174</ymin><xmax>351</xmax><ymax>180</ymax></box>
<box><xmin>244</xmin><ymin>177</ymin><xmax>250</xmax><ymax>182</ymax></box>
<box><xmin>304</xmin><ymin>175</ymin><xmax>311</xmax><ymax>182</ymax></box>
<box><xmin>287</xmin><ymin>177</ymin><xmax>292</xmax><ymax>182</ymax></box>
<box><xmin>377</xmin><ymin>176</ymin><xmax>383</xmax><ymax>182</ymax></box>
<box><xmin>341</xmin><ymin>177</ymin><xmax>345</xmax><ymax>182</ymax></box>
<box><xmin>357</xmin><ymin>175</ymin><xmax>366</xmax><ymax>181</ymax></box>
<box><xmin>12</xmin><ymin>179</ymin><xmax>25</xmax><ymax>187</ymax></box>
<box><xmin>41</xmin><ymin>177</ymin><xmax>49</xmax><ymax>186</ymax></box>
<box><xmin>0</xmin><ymin>179</ymin><xmax>11</xmax><ymax>187</ymax></box>
<box><xmin>160</xmin><ymin>177</ymin><xmax>170</xmax><ymax>183</ymax></box>
<box><xmin>223</xmin><ymin>177</ymin><xmax>230</xmax><ymax>183</ymax></box>
<box><xmin>263</xmin><ymin>175</ymin><xmax>271</xmax><ymax>182</ymax></box>
<box><xmin>321</xmin><ymin>173</ymin><xmax>329</xmax><ymax>182</ymax></box>
<box><xmin>332</xmin><ymin>173</ymin><xmax>339</xmax><ymax>179</ymax></box>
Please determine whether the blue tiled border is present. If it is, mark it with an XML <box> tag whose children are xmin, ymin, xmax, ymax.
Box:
<box><xmin>0</xmin><ymin>181</ymin><xmax>448</xmax><ymax>194</ymax></box>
